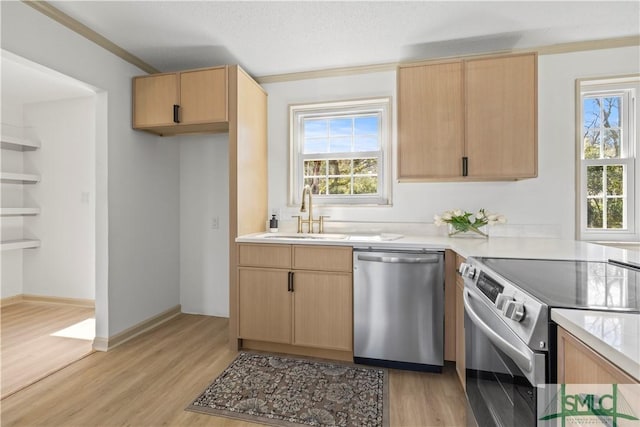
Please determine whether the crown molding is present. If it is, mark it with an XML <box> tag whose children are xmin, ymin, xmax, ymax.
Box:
<box><xmin>536</xmin><ymin>35</ymin><xmax>639</xmax><ymax>55</ymax></box>
<box><xmin>256</xmin><ymin>62</ymin><xmax>398</xmax><ymax>84</ymax></box>
<box><xmin>22</xmin><ymin>0</ymin><xmax>159</xmax><ymax>74</ymax></box>
<box><xmin>257</xmin><ymin>35</ymin><xmax>640</xmax><ymax>84</ymax></box>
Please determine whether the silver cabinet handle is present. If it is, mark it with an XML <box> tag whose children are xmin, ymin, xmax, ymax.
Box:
<box><xmin>463</xmin><ymin>289</ymin><xmax>533</xmax><ymax>373</ymax></box>
<box><xmin>357</xmin><ymin>254</ymin><xmax>439</xmax><ymax>264</ymax></box>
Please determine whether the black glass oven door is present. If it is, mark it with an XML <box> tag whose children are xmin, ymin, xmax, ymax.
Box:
<box><xmin>464</xmin><ymin>288</ymin><xmax>546</xmax><ymax>427</ymax></box>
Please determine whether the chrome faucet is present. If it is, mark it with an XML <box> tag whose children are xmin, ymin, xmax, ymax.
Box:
<box><xmin>296</xmin><ymin>185</ymin><xmax>326</xmax><ymax>233</ymax></box>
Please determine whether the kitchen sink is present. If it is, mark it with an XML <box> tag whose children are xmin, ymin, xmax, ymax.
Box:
<box><xmin>260</xmin><ymin>233</ymin><xmax>348</xmax><ymax>240</ymax></box>
<box><xmin>257</xmin><ymin>233</ymin><xmax>403</xmax><ymax>241</ymax></box>
<box><xmin>346</xmin><ymin>233</ymin><xmax>403</xmax><ymax>242</ymax></box>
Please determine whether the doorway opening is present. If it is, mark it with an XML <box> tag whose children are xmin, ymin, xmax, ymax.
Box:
<box><xmin>1</xmin><ymin>50</ymin><xmax>106</xmax><ymax>398</ymax></box>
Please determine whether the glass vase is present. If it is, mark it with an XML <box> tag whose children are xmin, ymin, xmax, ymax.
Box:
<box><xmin>448</xmin><ymin>224</ymin><xmax>488</xmax><ymax>238</ymax></box>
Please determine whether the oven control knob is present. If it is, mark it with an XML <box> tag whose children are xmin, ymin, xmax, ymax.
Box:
<box><xmin>495</xmin><ymin>294</ymin><xmax>514</xmax><ymax>310</ymax></box>
<box><xmin>458</xmin><ymin>263</ymin><xmax>476</xmax><ymax>279</ymax></box>
<box><xmin>503</xmin><ymin>300</ymin><xmax>526</xmax><ymax>322</ymax></box>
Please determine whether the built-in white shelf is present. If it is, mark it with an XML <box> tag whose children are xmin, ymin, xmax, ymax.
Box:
<box><xmin>0</xmin><ymin>207</ymin><xmax>40</xmax><ymax>216</ymax></box>
<box><xmin>1</xmin><ymin>135</ymin><xmax>40</xmax><ymax>151</ymax></box>
<box><xmin>1</xmin><ymin>124</ymin><xmax>41</xmax><ymax>252</ymax></box>
<box><xmin>0</xmin><ymin>239</ymin><xmax>41</xmax><ymax>251</ymax></box>
<box><xmin>1</xmin><ymin>124</ymin><xmax>40</xmax><ymax>151</ymax></box>
<box><xmin>0</xmin><ymin>172</ymin><xmax>41</xmax><ymax>184</ymax></box>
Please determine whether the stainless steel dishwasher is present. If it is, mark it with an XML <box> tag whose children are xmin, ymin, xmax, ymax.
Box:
<box><xmin>353</xmin><ymin>248</ymin><xmax>444</xmax><ymax>372</ymax></box>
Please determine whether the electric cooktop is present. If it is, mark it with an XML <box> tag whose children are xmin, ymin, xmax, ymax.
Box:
<box><xmin>474</xmin><ymin>257</ymin><xmax>640</xmax><ymax>313</ymax></box>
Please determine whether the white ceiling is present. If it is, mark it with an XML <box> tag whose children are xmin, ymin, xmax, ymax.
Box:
<box><xmin>1</xmin><ymin>51</ymin><xmax>96</xmax><ymax>108</ymax></box>
<box><xmin>48</xmin><ymin>1</ymin><xmax>640</xmax><ymax>77</ymax></box>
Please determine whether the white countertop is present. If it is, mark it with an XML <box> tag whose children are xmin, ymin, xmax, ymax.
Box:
<box><xmin>551</xmin><ymin>309</ymin><xmax>640</xmax><ymax>382</ymax></box>
<box><xmin>236</xmin><ymin>232</ymin><xmax>640</xmax><ymax>264</ymax></box>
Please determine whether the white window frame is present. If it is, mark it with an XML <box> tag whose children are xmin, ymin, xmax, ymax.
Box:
<box><xmin>289</xmin><ymin>97</ymin><xmax>391</xmax><ymax>206</ymax></box>
<box><xmin>577</xmin><ymin>76</ymin><xmax>639</xmax><ymax>242</ymax></box>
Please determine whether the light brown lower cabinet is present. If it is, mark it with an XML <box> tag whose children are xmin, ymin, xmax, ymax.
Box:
<box><xmin>237</xmin><ymin>243</ymin><xmax>353</xmax><ymax>357</ymax></box>
<box><xmin>238</xmin><ymin>268</ymin><xmax>291</xmax><ymax>343</ymax></box>
<box><xmin>292</xmin><ymin>271</ymin><xmax>352</xmax><ymax>351</ymax></box>
<box><xmin>557</xmin><ymin>326</ymin><xmax>638</xmax><ymax>384</ymax></box>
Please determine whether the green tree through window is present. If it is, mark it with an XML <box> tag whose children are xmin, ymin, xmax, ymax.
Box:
<box><xmin>290</xmin><ymin>98</ymin><xmax>390</xmax><ymax>205</ymax></box>
<box><xmin>302</xmin><ymin>116</ymin><xmax>379</xmax><ymax>195</ymax></box>
<box><xmin>579</xmin><ymin>77</ymin><xmax>638</xmax><ymax>242</ymax></box>
<box><xmin>583</xmin><ymin>95</ymin><xmax>625</xmax><ymax>229</ymax></box>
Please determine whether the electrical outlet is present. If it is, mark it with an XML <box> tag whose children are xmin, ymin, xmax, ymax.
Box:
<box><xmin>211</xmin><ymin>216</ymin><xmax>219</xmax><ymax>230</ymax></box>
<box><xmin>271</xmin><ymin>208</ymin><xmax>281</xmax><ymax>219</ymax></box>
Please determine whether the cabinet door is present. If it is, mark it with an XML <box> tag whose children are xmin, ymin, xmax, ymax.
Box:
<box><xmin>133</xmin><ymin>73</ymin><xmax>178</xmax><ymax>128</ymax></box>
<box><xmin>397</xmin><ymin>61</ymin><xmax>464</xmax><ymax>180</ymax></box>
<box><xmin>180</xmin><ymin>67</ymin><xmax>227</xmax><ymax>124</ymax></box>
<box><xmin>465</xmin><ymin>53</ymin><xmax>537</xmax><ymax>179</ymax></box>
<box><xmin>557</xmin><ymin>327</ymin><xmax>637</xmax><ymax>384</ymax></box>
<box><xmin>238</xmin><ymin>267</ymin><xmax>291</xmax><ymax>344</ymax></box>
<box><xmin>292</xmin><ymin>271</ymin><xmax>353</xmax><ymax>351</ymax></box>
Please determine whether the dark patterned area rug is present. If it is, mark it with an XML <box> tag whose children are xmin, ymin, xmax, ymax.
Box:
<box><xmin>186</xmin><ymin>352</ymin><xmax>388</xmax><ymax>427</ymax></box>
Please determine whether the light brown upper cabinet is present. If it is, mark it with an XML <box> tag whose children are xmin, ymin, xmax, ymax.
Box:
<box><xmin>132</xmin><ymin>66</ymin><xmax>228</xmax><ymax>136</ymax></box>
<box><xmin>465</xmin><ymin>54</ymin><xmax>537</xmax><ymax>179</ymax></box>
<box><xmin>132</xmin><ymin>73</ymin><xmax>178</xmax><ymax>128</ymax></box>
<box><xmin>398</xmin><ymin>61</ymin><xmax>465</xmax><ymax>180</ymax></box>
<box><xmin>397</xmin><ymin>52</ymin><xmax>537</xmax><ymax>181</ymax></box>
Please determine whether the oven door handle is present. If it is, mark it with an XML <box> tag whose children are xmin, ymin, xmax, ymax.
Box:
<box><xmin>464</xmin><ymin>289</ymin><xmax>533</xmax><ymax>373</ymax></box>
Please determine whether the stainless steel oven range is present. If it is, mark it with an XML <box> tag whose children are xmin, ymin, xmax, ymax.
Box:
<box><xmin>459</xmin><ymin>257</ymin><xmax>639</xmax><ymax>427</ymax></box>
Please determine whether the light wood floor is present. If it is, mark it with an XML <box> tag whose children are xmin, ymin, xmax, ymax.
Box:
<box><xmin>1</xmin><ymin>302</ymin><xmax>95</xmax><ymax>399</ymax></box>
<box><xmin>0</xmin><ymin>314</ymin><xmax>467</xmax><ymax>426</ymax></box>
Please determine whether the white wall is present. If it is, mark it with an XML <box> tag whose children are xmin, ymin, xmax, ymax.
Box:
<box><xmin>2</xmin><ymin>2</ymin><xmax>180</xmax><ymax>338</ymax></box>
<box><xmin>1</xmin><ymin>109</ymin><xmax>25</xmax><ymax>298</ymax></box>
<box><xmin>21</xmin><ymin>97</ymin><xmax>95</xmax><ymax>300</ymax></box>
<box><xmin>179</xmin><ymin>134</ymin><xmax>229</xmax><ymax>317</ymax></box>
<box><xmin>263</xmin><ymin>46</ymin><xmax>640</xmax><ymax>240</ymax></box>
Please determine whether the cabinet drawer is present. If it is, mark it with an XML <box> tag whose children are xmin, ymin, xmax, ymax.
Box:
<box><xmin>238</xmin><ymin>243</ymin><xmax>291</xmax><ymax>268</ymax></box>
<box><xmin>292</xmin><ymin>245</ymin><xmax>352</xmax><ymax>272</ymax></box>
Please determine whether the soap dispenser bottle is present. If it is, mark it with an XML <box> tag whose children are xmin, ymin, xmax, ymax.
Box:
<box><xmin>269</xmin><ymin>214</ymin><xmax>279</xmax><ymax>233</ymax></box>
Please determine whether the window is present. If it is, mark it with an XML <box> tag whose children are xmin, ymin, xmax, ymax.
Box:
<box><xmin>290</xmin><ymin>98</ymin><xmax>391</xmax><ymax>205</ymax></box>
<box><xmin>578</xmin><ymin>77</ymin><xmax>639</xmax><ymax>241</ymax></box>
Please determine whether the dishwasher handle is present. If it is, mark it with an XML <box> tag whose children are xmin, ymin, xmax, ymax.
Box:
<box><xmin>356</xmin><ymin>254</ymin><xmax>440</xmax><ymax>264</ymax></box>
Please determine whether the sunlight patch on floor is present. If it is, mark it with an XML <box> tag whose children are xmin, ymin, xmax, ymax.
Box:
<box><xmin>51</xmin><ymin>318</ymin><xmax>95</xmax><ymax>341</ymax></box>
